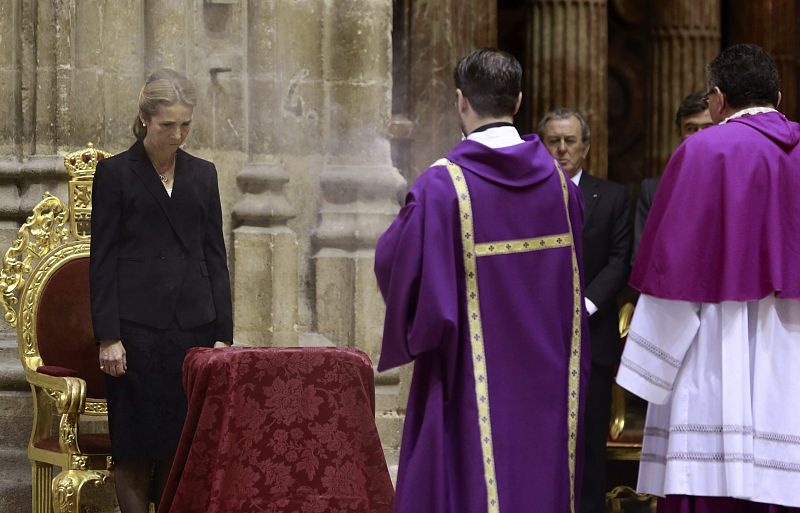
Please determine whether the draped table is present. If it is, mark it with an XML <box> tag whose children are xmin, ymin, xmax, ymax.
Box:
<box><xmin>158</xmin><ymin>347</ymin><xmax>394</xmax><ymax>513</ymax></box>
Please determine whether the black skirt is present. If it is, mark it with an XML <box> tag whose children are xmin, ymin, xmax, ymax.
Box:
<box><xmin>105</xmin><ymin>320</ymin><xmax>215</xmax><ymax>462</ymax></box>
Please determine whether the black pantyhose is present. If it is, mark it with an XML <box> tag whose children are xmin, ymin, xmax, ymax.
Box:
<box><xmin>114</xmin><ymin>455</ymin><xmax>174</xmax><ymax>513</ymax></box>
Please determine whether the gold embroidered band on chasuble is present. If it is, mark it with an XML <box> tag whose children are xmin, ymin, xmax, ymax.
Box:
<box><xmin>434</xmin><ymin>158</ymin><xmax>582</xmax><ymax>513</ymax></box>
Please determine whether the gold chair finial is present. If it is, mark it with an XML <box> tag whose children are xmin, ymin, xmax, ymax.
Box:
<box><xmin>64</xmin><ymin>143</ymin><xmax>112</xmax><ymax>240</ymax></box>
<box><xmin>64</xmin><ymin>143</ymin><xmax>111</xmax><ymax>182</ymax></box>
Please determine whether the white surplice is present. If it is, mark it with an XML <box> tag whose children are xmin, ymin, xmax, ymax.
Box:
<box><xmin>616</xmin><ymin>293</ymin><xmax>800</xmax><ymax>507</ymax></box>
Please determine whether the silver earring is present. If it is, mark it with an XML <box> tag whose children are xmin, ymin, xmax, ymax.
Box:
<box><xmin>142</xmin><ymin>122</ymin><xmax>146</xmax><ymax>127</ymax></box>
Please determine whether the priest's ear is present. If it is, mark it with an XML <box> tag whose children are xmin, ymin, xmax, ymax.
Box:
<box><xmin>777</xmin><ymin>91</ymin><xmax>782</xmax><ymax>109</ymax></box>
<box><xmin>455</xmin><ymin>89</ymin><xmax>470</xmax><ymax>115</ymax></box>
<box><xmin>513</xmin><ymin>91</ymin><xmax>522</xmax><ymax>116</ymax></box>
<box><xmin>707</xmin><ymin>86</ymin><xmax>726</xmax><ymax>123</ymax></box>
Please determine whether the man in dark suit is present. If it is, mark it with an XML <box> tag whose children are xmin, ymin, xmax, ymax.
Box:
<box><xmin>539</xmin><ymin>108</ymin><xmax>632</xmax><ymax>513</ymax></box>
<box><xmin>634</xmin><ymin>91</ymin><xmax>714</xmax><ymax>258</ymax></box>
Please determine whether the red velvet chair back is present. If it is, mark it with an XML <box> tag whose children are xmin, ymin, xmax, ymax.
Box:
<box><xmin>35</xmin><ymin>257</ymin><xmax>105</xmax><ymax>398</ymax></box>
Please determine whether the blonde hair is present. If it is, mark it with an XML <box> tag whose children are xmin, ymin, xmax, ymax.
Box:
<box><xmin>132</xmin><ymin>69</ymin><xmax>198</xmax><ymax>140</ymax></box>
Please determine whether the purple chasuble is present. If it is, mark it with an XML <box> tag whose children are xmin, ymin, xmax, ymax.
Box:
<box><xmin>631</xmin><ymin>111</ymin><xmax>800</xmax><ymax>302</ymax></box>
<box><xmin>376</xmin><ymin>135</ymin><xmax>591</xmax><ymax>513</ymax></box>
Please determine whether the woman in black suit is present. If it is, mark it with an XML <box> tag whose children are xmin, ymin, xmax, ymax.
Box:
<box><xmin>90</xmin><ymin>68</ymin><xmax>232</xmax><ymax>513</ymax></box>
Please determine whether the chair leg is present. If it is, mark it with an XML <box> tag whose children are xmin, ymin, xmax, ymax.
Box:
<box><xmin>52</xmin><ymin>470</ymin><xmax>111</xmax><ymax>513</ymax></box>
<box><xmin>32</xmin><ymin>461</ymin><xmax>53</xmax><ymax>513</ymax></box>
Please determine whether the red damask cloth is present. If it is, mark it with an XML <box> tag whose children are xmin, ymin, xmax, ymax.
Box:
<box><xmin>158</xmin><ymin>347</ymin><xmax>394</xmax><ymax>513</ymax></box>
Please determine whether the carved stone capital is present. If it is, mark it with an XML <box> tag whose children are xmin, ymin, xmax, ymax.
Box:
<box><xmin>312</xmin><ymin>162</ymin><xmax>403</xmax><ymax>350</ymax></box>
<box><xmin>0</xmin><ymin>155</ymin><xmax>66</xmax><ymax>180</ymax></box>
<box><xmin>313</xmin><ymin>164</ymin><xmax>405</xmax><ymax>251</ymax></box>
<box><xmin>233</xmin><ymin>161</ymin><xmax>295</xmax><ymax>228</ymax></box>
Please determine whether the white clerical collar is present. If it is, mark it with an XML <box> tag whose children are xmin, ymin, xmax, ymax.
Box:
<box><xmin>571</xmin><ymin>169</ymin><xmax>583</xmax><ymax>186</ymax></box>
<box><xmin>720</xmin><ymin>106</ymin><xmax>778</xmax><ymax>125</ymax></box>
<box><xmin>466</xmin><ymin>125</ymin><xmax>524</xmax><ymax>149</ymax></box>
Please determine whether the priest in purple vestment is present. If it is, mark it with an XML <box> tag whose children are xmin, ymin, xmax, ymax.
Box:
<box><xmin>618</xmin><ymin>44</ymin><xmax>800</xmax><ymax>512</ymax></box>
<box><xmin>376</xmin><ymin>48</ymin><xmax>591</xmax><ymax>513</ymax></box>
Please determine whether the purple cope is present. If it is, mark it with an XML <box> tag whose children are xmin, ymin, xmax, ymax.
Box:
<box><xmin>631</xmin><ymin>111</ymin><xmax>800</xmax><ymax>303</ymax></box>
<box><xmin>376</xmin><ymin>135</ymin><xmax>591</xmax><ymax>513</ymax></box>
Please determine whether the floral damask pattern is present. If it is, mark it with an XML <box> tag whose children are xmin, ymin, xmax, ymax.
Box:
<box><xmin>159</xmin><ymin>348</ymin><xmax>393</xmax><ymax>513</ymax></box>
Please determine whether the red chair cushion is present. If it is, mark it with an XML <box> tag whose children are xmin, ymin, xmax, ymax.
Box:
<box><xmin>33</xmin><ymin>433</ymin><xmax>111</xmax><ymax>454</ymax></box>
<box><xmin>36</xmin><ymin>258</ymin><xmax>105</xmax><ymax>399</ymax></box>
<box><xmin>37</xmin><ymin>365</ymin><xmax>80</xmax><ymax>378</ymax></box>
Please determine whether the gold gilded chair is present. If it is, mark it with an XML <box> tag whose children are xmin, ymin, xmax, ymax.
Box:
<box><xmin>607</xmin><ymin>302</ymin><xmax>645</xmax><ymax>460</ymax></box>
<box><xmin>606</xmin><ymin>302</ymin><xmax>656</xmax><ymax>512</ymax></box>
<box><xmin>606</xmin><ymin>485</ymin><xmax>655</xmax><ymax>513</ymax></box>
<box><xmin>0</xmin><ymin>144</ymin><xmax>114</xmax><ymax>513</ymax></box>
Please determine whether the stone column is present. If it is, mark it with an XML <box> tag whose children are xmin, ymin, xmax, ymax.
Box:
<box><xmin>726</xmin><ymin>0</ymin><xmax>798</xmax><ymax>122</ymax></box>
<box><xmin>0</xmin><ymin>1</ymin><xmax>24</xmax><ymax>251</ymax></box>
<box><xmin>0</xmin><ymin>1</ymin><xmax>21</xmax><ymax>158</ymax></box>
<box><xmin>314</xmin><ymin>0</ymin><xmax>405</xmax><ymax>359</ymax></box>
<box><xmin>52</xmin><ymin>2</ymin><xmax>76</xmax><ymax>153</ymax></box>
<box><xmin>145</xmin><ymin>0</ymin><xmax>187</xmax><ymax>72</ymax></box>
<box><xmin>0</xmin><ymin>0</ymin><xmax>145</xmax><ymax>255</ymax></box>
<box><xmin>315</xmin><ymin>0</ymin><xmax>406</xmax><ymax>456</ymax></box>
<box><xmin>71</xmin><ymin>0</ymin><xmax>145</xmax><ymax>151</ymax></box>
<box><xmin>529</xmin><ymin>0</ymin><xmax>608</xmax><ymax>178</ymax></box>
<box><xmin>231</xmin><ymin>0</ymin><xmax>300</xmax><ymax>347</ymax></box>
<box><xmin>405</xmin><ymin>0</ymin><xmax>497</xmax><ymax>180</ymax></box>
<box><xmin>99</xmin><ymin>0</ymin><xmax>146</xmax><ymax>150</ymax></box>
<box><xmin>19</xmin><ymin>0</ymin><xmax>144</xmax><ymax>225</ymax></box>
<box><xmin>46</xmin><ymin>0</ymin><xmax>67</xmax><ymax>155</ymax></box>
<box><xmin>0</xmin><ymin>1</ymin><xmax>79</xmax><ymax>249</ymax></box>
<box><xmin>645</xmin><ymin>1</ymin><xmax>720</xmax><ymax>178</ymax></box>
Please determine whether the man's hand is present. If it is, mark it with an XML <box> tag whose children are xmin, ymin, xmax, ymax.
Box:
<box><xmin>213</xmin><ymin>341</ymin><xmax>231</xmax><ymax>348</ymax></box>
<box><xmin>99</xmin><ymin>340</ymin><xmax>127</xmax><ymax>377</ymax></box>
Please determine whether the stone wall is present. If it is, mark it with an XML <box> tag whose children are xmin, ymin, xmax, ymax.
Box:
<box><xmin>0</xmin><ymin>0</ymin><xmax>404</xmax><ymax>334</ymax></box>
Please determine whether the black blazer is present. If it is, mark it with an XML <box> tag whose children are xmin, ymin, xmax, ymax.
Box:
<box><xmin>578</xmin><ymin>172</ymin><xmax>632</xmax><ymax>366</ymax></box>
<box><xmin>633</xmin><ymin>176</ymin><xmax>660</xmax><ymax>262</ymax></box>
<box><xmin>90</xmin><ymin>140</ymin><xmax>233</xmax><ymax>342</ymax></box>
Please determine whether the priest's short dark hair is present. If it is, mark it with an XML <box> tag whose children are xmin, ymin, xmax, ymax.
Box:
<box><xmin>453</xmin><ymin>48</ymin><xmax>522</xmax><ymax>118</ymax></box>
<box><xmin>707</xmin><ymin>44</ymin><xmax>780</xmax><ymax>109</ymax></box>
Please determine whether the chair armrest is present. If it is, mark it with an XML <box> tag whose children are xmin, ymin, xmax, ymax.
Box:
<box><xmin>25</xmin><ymin>367</ymin><xmax>87</xmax><ymax>414</ymax></box>
<box><xmin>25</xmin><ymin>368</ymin><xmax>89</xmax><ymax>453</ymax></box>
<box><xmin>618</xmin><ymin>302</ymin><xmax>635</xmax><ymax>340</ymax></box>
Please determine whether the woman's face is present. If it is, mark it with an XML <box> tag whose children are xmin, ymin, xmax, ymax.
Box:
<box><xmin>141</xmin><ymin>103</ymin><xmax>193</xmax><ymax>153</ymax></box>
